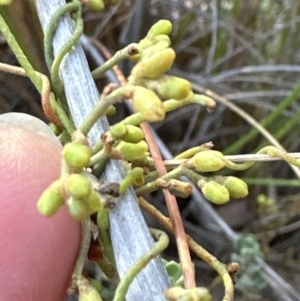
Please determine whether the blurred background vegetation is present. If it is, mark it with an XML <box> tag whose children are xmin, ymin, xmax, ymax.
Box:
<box><xmin>1</xmin><ymin>0</ymin><xmax>300</xmax><ymax>300</ymax></box>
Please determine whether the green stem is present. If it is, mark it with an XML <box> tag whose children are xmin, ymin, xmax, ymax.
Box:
<box><xmin>0</xmin><ymin>13</ymin><xmax>42</xmax><ymax>91</ymax></box>
<box><xmin>97</xmin><ymin>208</ymin><xmax>115</xmax><ymax>265</ymax></box>
<box><xmin>88</xmin><ymin>149</ymin><xmax>110</xmax><ymax>167</ymax></box>
<box><xmin>92</xmin><ymin>43</ymin><xmax>139</xmax><ymax>79</ymax></box>
<box><xmin>72</xmin><ymin>219</ymin><xmax>91</xmax><ymax>281</ymax></box>
<box><xmin>79</xmin><ymin>87</ymin><xmax>129</xmax><ymax>135</ymax></box>
<box><xmin>135</xmin><ymin>167</ymin><xmax>183</xmax><ymax>196</ymax></box>
<box><xmin>181</xmin><ymin>167</ymin><xmax>207</xmax><ymax>184</ymax></box>
<box><xmin>50</xmin><ymin>94</ymin><xmax>76</xmax><ymax>134</ymax></box>
<box><xmin>113</xmin><ymin>228</ymin><xmax>169</xmax><ymax>301</ymax></box>
<box><xmin>45</xmin><ymin>0</ymin><xmax>83</xmax><ymax>104</ymax></box>
<box><xmin>242</xmin><ymin>177</ymin><xmax>300</xmax><ymax>187</ymax></box>
<box><xmin>44</xmin><ymin>1</ymin><xmax>80</xmax><ymax>68</ymax></box>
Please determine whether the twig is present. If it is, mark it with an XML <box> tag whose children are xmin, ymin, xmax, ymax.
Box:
<box><xmin>138</xmin><ymin>197</ymin><xmax>234</xmax><ymax>301</ymax></box>
<box><xmin>164</xmin><ymin>152</ymin><xmax>300</xmax><ymax>167</ymax></box>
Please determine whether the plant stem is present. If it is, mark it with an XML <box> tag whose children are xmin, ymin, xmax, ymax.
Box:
<box><xmin>0</xmin><ymin>13</ymin><xmax>42</xmax><ymax>90</ymax></box>
<box><xmin>135</xmin><ymin>167</ymin><xmax>183</xmax><ymax>196</ymax></box>
<box><xmin>113</xmin><ymin>228</ymin><xmax>169</xmax><ymax>301</ymax></box>
<box><xmin>92</xmin><ymin>43</ymin><xmax>139</xmax><ymax>79</ymax></box>
<box><xmin>72</xmin><ymin>219</ymin><xmax>91</xmax><ymax>281</ymax></box>
<box><xmin>79</xmin><ymin>87</ymin><xmax>129</xmax><ymax>135</ymax></box>
<box><xmin>138</xmin><ymin>197</ymin><xmax>234</xmax><ymax>301</ymax></box>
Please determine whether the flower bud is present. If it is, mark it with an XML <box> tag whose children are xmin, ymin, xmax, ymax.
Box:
<box><xmin>124</xmin><ymin>125</ymin><xmax>145</xmax><ymax>143</ymax></box>
<box><xmin>85</xmin><ymin>190</ymin><xmax>102</xmax><ymax>213</ymax></box>
<box><xmin>110</xmin><ymin>123</ymin><xmax>127</xmax><ymax>140</ymax></box>
<box><xmin>67</xmin><ymin>197</ymin><xmax>89</xmax><ymax>221</ymax></box>
<box><xmin>132</xmin><ymin>87</ymin><xmax>165</xmax><ymax>121</ymax></box>
<box><xmin>145</xmin><ymin>75</ymin><xmax>192</xmax><ymax>100</ymax></box>
<box><xmin>105</xmin><ymin>105</ymin><xmax>116</xmax><ymax>116</ymax></box>
<box><xmin>66</xmin><ymin>174</ymin><xmax>92</xmax><ymax>199</ymax></box>
<box><xmin>192</xmin><ymin>150</ymin><xmax>225</xmax><ymax>172</ymax></box>
<box><xmin>82</xmin><ymin>0</ymin><xmax>105</xmax><ymax>11</ymax></box>
<box><xmin>131</xmin><ymin>47</ymin><xmax>175</xmax><ymax>79</ymax></box>
<box><xmin>63</xmin><ymin>142</ymin><xmax>91</xmax><ymax>169</ymax></box>
<box><xmin>224</xmin><ymin>176</ymin><xmax>248</xmax><ymax>198</ymax></box>
<box><xmin>199</xmin><ymin>181</ymin><xmax>230</xmax><ymax>204</ymax></box>
<box><xmin>148</xmin><ymin>20</ymin><xmax>172</xmax><ymax>37</ymax></box>
<box><xmin>37</xmin><ymin>180</ymin><xmax>64</xmax><ymax>216</ymax></box>
<box><xmin>150</xmin><ymin>34</ymin><xmax>171</xmax><ymax>46</ymax></box>
<box><xmin>79</xmin><ymin>282</ymin><xmax>103</xmax><ymax>301</ymax></box>
<box><xmin>81</xmin><ymin>0</ymin><xmax>105</xmax><ymax>11</ymax></box>
<box><xmin>119</xmin><ymin>167</ymin><xmax>144</xmax><ymax>194</ymax></box>
<box><xmin>116</xmin><ymin>140</ymin><xmax>148</xmax><ymax>161</ymax></box>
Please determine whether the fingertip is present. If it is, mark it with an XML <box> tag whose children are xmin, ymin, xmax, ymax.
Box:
<box><xmin>0</xmin><ymin>126</ymin><xmax>81</xmax><ymax>301</ymax></box>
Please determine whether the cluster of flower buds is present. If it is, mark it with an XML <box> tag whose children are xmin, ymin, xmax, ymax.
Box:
<box><xmin>185</xmin><ymin>149</ymin><xmax>249</xmax><ymax>204</ymax></box>
<box><xmin>128</xmin><ymin>20</ymin><xmax>195</xmax><ymax>121</ymax></box>
<box><xmin>37</xmin><ymin>133</ymin><xmax>104</xmax><ymax>221</ymax></box>
<box><xmin>198</xmin><ymin>176</ymin><xmax>248</xmax><ymax>205</ymax></box>
<box><xmin>110</xmin><ymin>123</ymin><xmax>149</xmax><ymax>162</ymax></box>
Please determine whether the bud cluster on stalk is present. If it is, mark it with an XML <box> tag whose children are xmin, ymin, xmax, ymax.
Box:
<box><xmin>126</xmin><ymin>20</ymin><xmax>195</xmax><ymax>122</ymax></box>
<box><xmin>198</xmin><ymin>175</ymin><xmax>248</xmax><ymax>205</ymax></box>
<box><xmin>110</xmin><ymin>123</ymin><xmax>149</xmax><ymax>162</ymax></box>
<box><xmin>37</xmin><ymin>134</ymin><xmax>105</xmax><ymax>221</ymax></box>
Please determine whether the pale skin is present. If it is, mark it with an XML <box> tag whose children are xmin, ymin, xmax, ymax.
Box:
<box><xmin>0</xmin><ymin>125</ymin><xmax>81</xmax><ymax>300</ymax></box>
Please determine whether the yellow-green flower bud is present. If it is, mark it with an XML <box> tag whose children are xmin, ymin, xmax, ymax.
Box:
<box><xmin>116</xmin><ymin>140</ymin><xmax>148</xmax><ymax>161</ymax></box>
<box><xmin>79</xmin><ymin>283</ymin><xmax>103</xmax><ymax>301</ymax></box>
<box><xmin>0</xmin><ymin>0</ymin><xmax>13</xmax><ymax>5</ymax></box>
<box><xmin>82</xmin><ymin>0</ymin><xmax>105</xmax><ymax>11</ymax></box>
<box><xmin>105</xmin><ymin>105</ymin><xmax>116</xmax><ymax>116</ymax></box>
<box><xmin>224</xmin><ymin>176</ymin><xmax>248</xmax><ymax>198</ymax></box>
<box><xmin>200</xmin><ymin>181</ymin><xmax>230</xmax><ymax>204</ymax></box>
<box><xmin>148</xmin><ymin>20</ymin><xmax>172</xmax><ymax>37</ymax></box>
<box><xmin>119</xmin><ymin>167</ymin><xmax>144</xmax><ymax>194</ymax></box>
<box><xmin>151</xmin><ymin>35</ymin><xmax>171</xmax><ymax>46</ymax></box>
<box><xmin>67</xmin><ymin>197</ymin><xmax>89</xmax><ymax>221</ymax></box>
<box><xmin>66</xmin><ymin>174</ymin><xmax>92</xmax><ymax>199</ymax></box>
<box><xmin>145</xmin><ymin>75</ymin><xmax>192</xmax><ymax>100</ymax></box>
<box><xmin>131</xmin><ymin>47</ymin><xmax>175</xmax><ymax>79</ymax></box>
<box><xmin>132</xmin><ymin>87</ymin><xmax>165</xmax><ymax>121</ymax></box>
<box><xmin>190</xmin><ymin>288</ymin><xmax>212</xmax><ymax>301</ymax></box>
<box><xmin>85</xmin><ymin>190</ymin><xmax>102</xmax><ymax>213</ymax></box>
<box><xmin>143</xmin><ymin>41</ymin><xmax>169</xmax><ymax>55</ymax></box>
<box><xmin>257</xmin><ymin>194</ymin><xmax>274</xmax><ymax>207</ymax></box>
<box><xmin>192</xmin><ymin>150</ymin><xmax>225</xmax><ymax>172</ymax></box>
<box><xmin>63</xmin><ymin>142</ymin><xmax>91</xmax><ymax>169</ymax></box>
<box><xmin>37</xmin><ymin>180</ymin><xmax>64</xmax><ymax>216</ymax></box>
<box><xmin>110</xmin><ymin>123</ymin><xmax>127</xmax><ymax>140</ymax></box>
<box><xmin>124</xmin><ymin>125</ymin><xmax>145</xmax><ymax>143</ymax></box>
